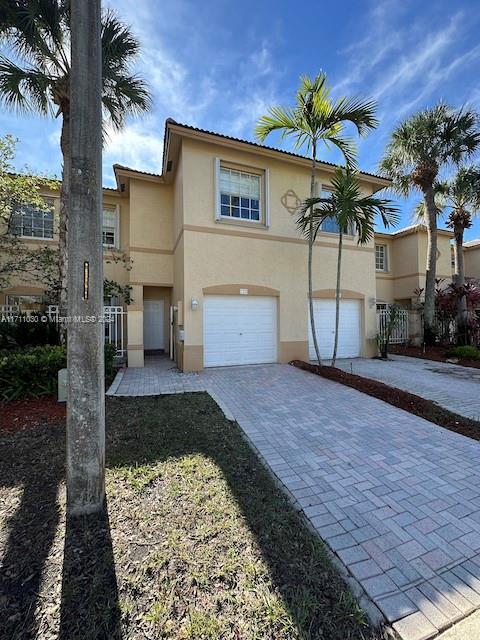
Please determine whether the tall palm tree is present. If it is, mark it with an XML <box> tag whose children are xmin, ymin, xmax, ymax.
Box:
<box><xmin>0</xmin><ymin>0</ymin><xmax>151</xmax><ymax>321</ymax></box>
<box><xmin>416</xmin><ymin>167</ymin><xmax>480</xmax><ymax>342</ymax></box>
<box><xmin>255</xmin><ymin>73</ymin><xmax>378</xmax><ymax>364</ymax></box>
<box><xmin>380</xmin><ymin>103</ymin><xmax>480</xmax><ymax>344</ymax></box>
<box><xmin>297</xmin><ymin>168</ymin><xmax>399</xmax><ymax>366</ymax></box>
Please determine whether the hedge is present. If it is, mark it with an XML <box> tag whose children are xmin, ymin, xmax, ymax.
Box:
<box><xmin>0</xmin><ymin>343</ymin><xmax>117</xmax><ymax>402</ymax></box>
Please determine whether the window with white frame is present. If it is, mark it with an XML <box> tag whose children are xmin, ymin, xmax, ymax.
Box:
<box><xmin>103</xmin><ymin>207</ymin><xmax>119</xmax><ymax>247</ymax></box>
<box><xmin>375</xmin><ymin>243</ymin><xmax>388</xmax><ymax>271</ymax></box>
<box><xmin>317</xmin><ymin>186</ymin><xmax>354</xmax><ymax>235</ymax></box>
<box><xmin>219</xmin><ymin>165</ymin><xmax>262</xmax><ymax>222</ymax></box>
<box><xmin>10</xmin><ymin>198</ymin><xmax>54</xmax><ymax>239</ymax></box>
<box><xmin>6</xmin><ymin>294</ymin><xmax>43</xmax><ymax>308</ymax></box>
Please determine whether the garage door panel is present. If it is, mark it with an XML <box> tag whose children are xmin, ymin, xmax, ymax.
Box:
<box><xmin>204</xmin><ymin>295</ymin><xmax>277</xmax><ymax>367</ymax></box>
<box><xmin>308</xmin><ymin>299</ymin><xmax>361</xmax><ymax>360</ymax></box>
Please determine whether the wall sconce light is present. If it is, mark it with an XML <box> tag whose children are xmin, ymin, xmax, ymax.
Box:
<box><xmin>369</xmin><ymin>297</ymin><xmax>376</xmax><ymax>309</ymax></box>
<box><xmin>191</xmin><ymin>297</ymin><xmax>199</xmax><ymax>311</ymax></box>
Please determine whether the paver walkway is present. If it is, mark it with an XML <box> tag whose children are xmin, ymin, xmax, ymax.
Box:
<box><xmin>110</xmin><ymin>358</ymin><xmax>480</xmax><ymax>639</ymax></box>
<box><xmin>335</xmin><ymin>355</ymin><xmax>480</xmax><ymax>421</ymax></box>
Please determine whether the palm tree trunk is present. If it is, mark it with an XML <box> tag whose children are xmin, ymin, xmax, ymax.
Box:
<box><xmin>59</xmin><ymin>109</ymin><xmax>70</xmax><ymax>343</ymax></box>
<box><xmin>423</xmin><ymin>185</ymin><xmax>438</xmax><ymax>345</ymax></box>
<box><xmin>331</xmin><ymin>230</ymin><xmax>343</xmax><ymax>367</ymax></box>
<box><xmin>308</xmin><ymin>141</ymin><xmax>321</xmax><ymax>365</ymax></box>
<box><xmin>453</xmin><ymin>222</ymin><xmax>468</xmax><ymax>344</ymax></box>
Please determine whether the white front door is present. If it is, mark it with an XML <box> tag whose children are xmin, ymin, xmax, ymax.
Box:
<box><xmin>144</xmin><ymin>300</ymin><xmax>164</xmax><ymax>350</ymax></box>
<box><xmin>204</xmin><ymin>295</ymin><xmax>277</xmax><ymax>367</ymax></box>
<box><xmin>309</xmin><ymin>299</ymin><xmax>361</xmax><ymax>360</ymax></box>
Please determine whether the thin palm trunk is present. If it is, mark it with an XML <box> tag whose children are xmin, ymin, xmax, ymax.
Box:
<box><xmin>59</xmin><ymin>110</ymin><xmax>70</xmax><ymax>342</ymax></box>
<box><xmin>423</xmin><ymin>185</ymin><xmax>438</xmax><ymax>344</ymax></box>
<box><xmin>453</xmin><ymin>221</ymin><xmax>468</xmax><ymax>344</ymax></box>
<box><xmin>308</xmin><ymin>141</ymin><xmax>321</xmax><ymax>364</ymax></box>
<box><xmin>331</xmin><ymin>230</ymin><xmax>343</xmax><ymax>367</ymax></box>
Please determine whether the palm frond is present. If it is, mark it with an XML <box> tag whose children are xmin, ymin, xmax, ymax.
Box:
<box><xmin>0</xmin><ymin>55</ymin><xmax>51</xmax><ymax>114</ymax></box>
<box><xmin>255</xmin><ymin>71</ymin><xmax>378</xmax><ymax>167</ymax></box>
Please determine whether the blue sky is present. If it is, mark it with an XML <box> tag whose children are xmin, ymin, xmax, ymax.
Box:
<box><xmin>1</xmin><ymin>0</ymin><xmax>480</xmax><ymax>238</ymax></box>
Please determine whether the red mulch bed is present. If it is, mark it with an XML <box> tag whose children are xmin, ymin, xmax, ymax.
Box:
<box><xmin>389</xmin><ymin>344</ymin><xmax>480</xmax><ymax>369</ymax></box>
<box><xmin>0</xmin><ymin>396</ymin><xmax>66</xmax><ymax>432</ymax></box>
<box><xmin>291</xmin><ymin>360</ymin><xmax>480</xmax><ymax>442</ymax></box>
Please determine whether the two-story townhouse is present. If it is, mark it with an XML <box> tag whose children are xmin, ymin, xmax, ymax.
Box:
<box><xmin>464</xmin><ymin>239</ymin><xmax>480</xmax><ymax>281</ymax></box>
<box><xmin>374</xmin><ymin>224</ymin><xmax>454</xmax><ymax>309</ymax></box>
<box><xmin>1</xmin><ymin>118</ymin><xmax>396</xmax><ymax>371</ymax></box>
<box><xmin>0</xmin><ymin>183</ymin><xmax>129</xmax><ymax>309</ymax></box>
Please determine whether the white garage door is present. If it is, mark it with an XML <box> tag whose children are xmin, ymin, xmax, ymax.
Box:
<box><xmin>204</xmin><ymin>295</ymin><xmax>277</xmax><ymax>367</ymax></box>
<box><xmin>308</xmin><ymin>299</ymin><xmax>361</xmax><ymax>360</ymax></box>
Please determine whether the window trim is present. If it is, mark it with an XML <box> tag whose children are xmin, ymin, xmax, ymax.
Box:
<box><xmin>375</xmin><ymin>243</ymin><xmax>388</xmax><ymax>272</ymax></box>
<box><xmin>10</xmin><ymin>197</ymin><xmax>55</xmax><ymax>240</ymax></box>
<box><xmin>6</xmin><ymin>294</ymin><xmax>44</xmax><ymax>308</ymax></box>
<box><xmin>214</xmin><ymin>157</ymin><xmax>270</xmax><ymax>227</ymax></box>
<box><xmin>102</xmin><ymin>205</ymin><xmax>120</xmax><ymax>249</ymax></box>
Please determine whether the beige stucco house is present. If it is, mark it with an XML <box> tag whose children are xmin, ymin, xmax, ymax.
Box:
<box><xmin>1</xmin><ymin>119</ymin><xmax>467</xmax><ymax>370</ymax></box>
<box><xmin>464</xmin><ymin>239</ymin><xmax>480</xmax><ymax>282</ymax></box>
<box><xmin>374</xmin><ymin>224</ymin><xmax>455</xmax><ymax>309</ymax></box>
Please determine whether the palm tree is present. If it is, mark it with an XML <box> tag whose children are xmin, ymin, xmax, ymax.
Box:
<box><xmin>416</xmin><ymin>167</ymin><xmax>480</xmax><ymax>342</ymax></box>
<box><xmin>255</xmin><ymin>73</ymin><xmax>378</xmax><ymax>364</ymax></box>
<box><xmin>380</xmin><ymin>103</ymin><xmax>480</xmax><ymax>344</ymax></box>
<box><xmin>297</xmin><ymin>168</ymin><xmax>399</xmax><ymax>366</ymax></box>
<box><xmin>0</xmin><ymin>0</ymin><xmax>151</xmax><ymax>321</ymax></box>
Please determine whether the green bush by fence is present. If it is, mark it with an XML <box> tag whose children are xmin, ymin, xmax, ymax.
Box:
<box><xmin>0</xmin><ymin>344</ymin><xmax>117</xmax><ymax>402</ymax></box>
<box><xmin>0</xmin><ymin>313</ymin><xmax>60</xmax><ymax>350</ymax></box>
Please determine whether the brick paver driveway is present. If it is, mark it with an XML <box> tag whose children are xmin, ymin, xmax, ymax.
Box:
<box><xmin>335</xmin><ymin>355</ymin><xmax>480</xmax><ymax>420</ymax></box>
<box><xmin>111</xmin><ymin>358</ymin><xmax>480</xmax><ymax>639</ymax></box>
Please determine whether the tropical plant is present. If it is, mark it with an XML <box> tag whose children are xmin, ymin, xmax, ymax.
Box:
<box><xmin>380</xmin><ymin>103</ymin><xmax>480</xmax><ymax>344</ymax></box>
<box><xmin>376</xmin><ymin>304</ymin><xmax>401</xmax><ymax>359</ymax></box>
<box><xmin>255</xmin><ymin>72</ymin><xmax>378</xmax><ymax>364</ymax></box>
<box><xmin>297</xmin><ymin>168</ymin><xmax>399</xmax><ymax>366</ymax></box>
<box><xmin>0</xmin><ymin>0</ymin><xmax>151</xmax><ymax>323</ymax></box>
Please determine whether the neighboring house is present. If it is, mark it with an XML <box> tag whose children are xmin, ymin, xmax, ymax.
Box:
<box><xmin>7</xmin><ymin>118</ymin><xmax>458</xmax><ymax>371</ymax></box>
<box><xmin>0</xmin><ymin>185</ymin><xmax>128</xmax><ymax>308</ymax></box>
<box><xmin>374</xmin><ymin>224</ymin><xmax>454</xmax><ymax>309</ymax></box>
<box><xmin>464</xmin><ymin>239</ymin><xmax>480</xmax><ymax>282</ymax></box>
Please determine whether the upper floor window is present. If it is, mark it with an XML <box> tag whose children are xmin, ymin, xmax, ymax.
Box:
<box><xmin>375</xmin><ymin>243</ymin><xmax>388</xmax><ymax>271</ymax></box>
<box><xmin>219</xmin><ymin>166</ymin><xmax>261</xmax><ymax>222</ymax></box>
<box><xmin>10</xmin><ymin>198</ymin><xmax>54</xmax><ymax>239</ymax></box>
<box><xmin>103</xmin><ymin>207</ymin><xmax>119</xmax><ymax>248</ymax></box>
<box><xmin>317</xmin><ymin>187</ymin><xmax>354</xmax><ymax>235</ymax></box>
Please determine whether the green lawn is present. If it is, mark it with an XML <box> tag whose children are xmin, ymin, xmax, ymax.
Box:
<box><xmin>0</xmin><ymin>393</ymin><xmax>384</xmax><ymax>640</ymax></box>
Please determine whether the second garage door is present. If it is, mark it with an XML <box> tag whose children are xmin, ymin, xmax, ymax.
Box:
<box><xmin>204</xmin><ymin>295</ymin><xmax>277</xmax><ymax>367</ymax></box>
<box><xmin>308</xmin><ymin>299</ymin><xmax>361</xmax><ymax>360</ymax></box>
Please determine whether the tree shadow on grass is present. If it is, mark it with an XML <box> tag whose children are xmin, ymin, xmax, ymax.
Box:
<box><xmin>0</xmin><ymin>424</ymin><xmax>121</xmax><ymax>640</ymax></box>
<box><xmin>59</xmin><ymin>504</ymin><xmax>121</xmax><ymax>640</ymax></box>
<box><xmin>0</xmin><ymin>392</ymin><xmax>383</xmax><ymax>640</ymax></box>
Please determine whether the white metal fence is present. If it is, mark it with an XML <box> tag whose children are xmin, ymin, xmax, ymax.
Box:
<box><xmin>376</xmin><ymin>308</ymin><xmax>409</xmax><ymax>344</ymax></box>
<box><xmin>47</xmin><ymin>305</ymin><xmax>126</xmax><ymax>357</ymax></box>
<box><xmin>0</xmin><ymin>304</ymin><xmax>20</xmax><ymax>319</ymax></box>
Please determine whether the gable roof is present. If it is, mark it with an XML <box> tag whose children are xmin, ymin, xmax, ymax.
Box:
<box><xmin>162</xmin><ymin>119</ymin><xmax>391</xmax><ymax>191</ymax></box>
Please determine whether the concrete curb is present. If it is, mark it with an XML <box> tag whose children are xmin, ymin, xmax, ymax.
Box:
<box><xmin>106</xmin><ymin>369</ymin><xmax>125</xmax><ymax>396</ymax></box>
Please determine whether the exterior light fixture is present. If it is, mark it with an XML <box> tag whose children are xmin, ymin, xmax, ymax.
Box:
<box><xmin>83</xmin><ymin>261</ymin><xmax>89</xmax><ymax>300</ymax></box>
<box><xmin>191</xmin><ymin>297</ymin><xmax>199</xmax><ymax>310</ymax></box>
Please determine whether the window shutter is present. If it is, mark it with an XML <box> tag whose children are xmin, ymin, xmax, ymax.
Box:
<box><xmin>214</xmin><ymin>157</ymin><xmax>221</xmax><ymax>220</ymax></box>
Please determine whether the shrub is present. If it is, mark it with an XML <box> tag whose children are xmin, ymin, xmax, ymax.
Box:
<box><xmin>0</xmin><ymin>343</ymin><xmax>117</xmax><ymax>402</ymax></box>
<box><xmin>104</xmin><ymin>342</ymin><xmax>116</xmax><ymax>378</ymax></box>
<box><xmin>445</xmin><ymin>345</ymin><xmax>480</xmax><ymax>360</ymax></box>
<box><xmin>0</xmin><ymin>345</ymin><xmax>66</xmax><ymax>401</ymax></box>
<box><xmin>0</xmin><ymin>312</ymin><xmax>60</xmax><ymax>350</ymax></box>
